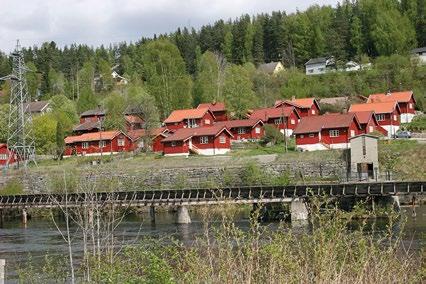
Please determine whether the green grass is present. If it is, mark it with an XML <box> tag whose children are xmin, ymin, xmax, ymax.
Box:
<box><xmin>0</xmin><ymin>178</ymin><xmax>24</xmax><ymax>195</ymax></box>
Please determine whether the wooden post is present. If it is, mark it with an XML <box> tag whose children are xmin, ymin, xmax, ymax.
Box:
<box><xmin>411</xmin><ymin>196</ymin><xmax>416</xmax><ymax>217</ymax></box>
<box><xmin>149</xmin><ymin>206</ymin><xmax>156</xmax><ymax>224</ymax></box>
<box><xmin>0</xmin><ymin>258</ymin><xmax>5</xmax><ymax>284</ymax></box>
<box><xmin>22</xmin><ymin>208</ymin><xmax>27</xmax><ymax>226</ymax></box>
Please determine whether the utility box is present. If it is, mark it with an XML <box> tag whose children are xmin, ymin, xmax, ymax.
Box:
<box><xmin>349</xmin><ymin>134</ymin><xmax>379</xmax><ymax>180</ymax></box>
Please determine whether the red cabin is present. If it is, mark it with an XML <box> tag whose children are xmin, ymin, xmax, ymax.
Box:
<box><xmin>64</xmin><ymin>130</ymin><xmax>132</xmax><ymax>157</ymax></box>
<box><xmin>294</xmin><ymin>113</ymin><xmax>362</xmax><ymax>151</ymax></box>
<box><xmin>349</xmin><ymin>102</ymin><xmax>401</xmax><ymax>138</ymax></box>
<box><xmin>249</xmin><ymin>106</ymin><xmax>300</xmax><ymax>136</ymax></box>
<box><xmin>350</xmin><ymin>111</ymin><xmax>388</xmax><ymax>136</ymax></box>
<box><xmin>161</xmin><ymin>125</ymin><xmax>233</xmax><ymax>156</ymax></box>
<box><xmin>125</xmin><ymin>115</ymin><xmax>144</xmax><ymax>131</ymax></box>
<box><xmin>197</xmin><ymin>102</ymin><xmax>228</xmax><ymax>121</ymax></box>
<box><xmin>164</xmin><ymin>108</ymin><xmax>215</xmax><ymax>131</ymax></box>
<box><xmin>128</xmin><ymin>127</ymin><xmax>169</xmax><ymax>153</ymax></box>
<box><xmin>79</xmin><ymin>108</ymin><xmax>106</xmax><ymax>124</ymax></box>
<box><xmin>215</xmin><ymin>119</ymin><xmax>264</xmax><ymax>141</ymax></box>
<box><xmin>367</xmin><ymin>91</ymin><xmax>416</xmax><ymax>123</ymax></box>
<box><xmin>275</xmin><ymin>97</ymin><xmax>320</xmax><ymax>117</ymax></box>
<box><xmin>0</xmin><ymin>144</ymin><xmax>17</xmax><ymax>166</ymax></box>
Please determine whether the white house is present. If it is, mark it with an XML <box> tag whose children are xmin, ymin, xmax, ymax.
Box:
<box><xmin>305</xmin><ymin>57</ymin><xmax>335</xmax><ymax>75</ymax></box>
<box><xmin>258</xmin><ymin>62</ymin><xmax>284</xmax><ymax>75</ymax></box>
<box><xmin>411</xmin><ymin>47</ymin><xmax>426</xmax><ymax>64</ymax></box>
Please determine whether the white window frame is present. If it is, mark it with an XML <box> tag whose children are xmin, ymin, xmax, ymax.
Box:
<box><xmin>274</xmin><ymin>118</ymin><xmax>282</xmax><ymax>125</ymax></box>
<box><xmin>290</xmin><ymin>119</ymin><xmax>295</xmax><ymax>125</ymax></box>
<box><xmin>309</xmin><ymin>133</ymin><xmax>314</xmax><ymax>138</ymax></box>
<box><xmin>300</xmin><ymin>134</ymin><xmax>304</xmax><ymax>138</ymax></box>
<box><xmin>369</xmin><ymin>126</ymin><xmax>374</xmax><ymax>133</ymax></box>
<box><xmin>204</xmin><ymin>119</ymin><xmax>211</xmax><ymax>125</ymax></box>
<box><xmin>329</xmin><ymin>130</ymin><xmax>340</xmax><ymax>137</ymax></box>
<box><xmin>376</xmin><ymin>114</ymin><xmax>385</xmax><ymax>121</ymax></box>
<box><xmin>82</xmin><ymin>142</ymin><xmax>89</xmax><ymax>149</ymax></box>
<box><xmin>255</xmin><ymin>127</ymin><xmax>261</xmax><ymax>134</ymax></box>
<box><xmin>117</xmin><ymin>138</ymin><xmax>125</xmax><ymax>147</ymax></box>
<box><xmin>219</xmin><ymin>135</ymin><xmax>226</xmax><ymax>144</ymax></box>
<box><xmin>393</xmin><ymin>115</ymin><xmax>397</xmax><ymax>121</ymax></box>
<box><xmin>200</xmin><ymin>136</ymin><xmax>209</xmax><ymax>144</ymax></box>
<box><xmin>237</xmin><ymin>127</ymin><xmax>246</xmax><ymax>134</ymax></box>
<box><xmin>311</xmin><ymin>109</ymin><xmax>316</xmax><ymax>114</ymax></box>
<box><xmin>0</xmin><ymin>154</ymin><xmax>7</xmax><ymax>160</ymax></box>
<box><xmin>350</xmin><ymin>130</ymin><xmax>355</xmax><ymax>137</ymax></box>
<box><xmin>99</xmin><ymin>140</ymin><xmax>106</xmax><ymax>148</ymax></box>
<box><xmin>187</xmin><ymin>118</ymin><xmax>197</xmax><ymax>128</ymax></box>
<box><xmin>409</xmin><ymin>103</ymin><xmax>413</xmax><ymax>109</ymax></box>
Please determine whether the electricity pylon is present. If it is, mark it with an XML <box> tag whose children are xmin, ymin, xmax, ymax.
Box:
<box><xmin>0</xmin><ymin>40</ymin><xmax>36</xmax><ymax>168</ymax></box>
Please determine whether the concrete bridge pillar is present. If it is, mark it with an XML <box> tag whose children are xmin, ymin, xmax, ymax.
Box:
<box><xmin>176</xmin><ymin>206</ymin><xmax>191</xmax><ymax>224</ymax></box>
<box><xmin>391</xmin><ymin>196</ymin><xmax>400</xmax><ymax>212</ymax></box>
<box><xmin>149</xmin><ymin>206</ymin><xmax>156</xmax><ymax>224</ymax></box>
<box><xmin>0</xmin><ymin>258</ymin><xmax>5</xmax><ymax>284</ymax></box>
<box><xmin>290</xmin><ymin>198</ymin><xmax>309</xmax><ymax>222</ymax></box>
<box><xmin>21</xmin><ymin>208</ymin><xmax>28</xmax><ymax>226</ymax></box>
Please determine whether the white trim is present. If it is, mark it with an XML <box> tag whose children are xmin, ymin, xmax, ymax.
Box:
<box><xmin>280</xmin><ymin>129</ymin><xmax>293</xmax><ymax>137</ymax></box>
<box><xmin>381</xmin><ymin>125</ymin><xmax>400</xmax><ymax>137</ymax></box>
<box><xmin>400</xmin><ymin>113</ymin><xmax>415</xmax><ymax>123</ymax></box>
<box><xmin>194</xmin><ymin>148</ymin><xmax>230</xmax><ymax>155</ymax></box>
<box><xmin>164</xmin><ymin>153</ymin><xmax>189</xmax><ymax>157</ymax></box>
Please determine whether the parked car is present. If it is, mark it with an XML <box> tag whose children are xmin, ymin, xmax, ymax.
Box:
<box><xmin>393</xmin><ymin>130</ymin><xmax>411</xmax><ymax>139</ymax></box>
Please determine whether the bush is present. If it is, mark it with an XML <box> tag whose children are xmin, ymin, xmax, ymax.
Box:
<box><xmin>260</xmin><ymin>124</ymin><xmax>284</xmax><ymax>146</ymax></box>
<box><xmin>404</xmin><ymin>115</ymin><xmax>426</xmax><ymax>132</ymax></box>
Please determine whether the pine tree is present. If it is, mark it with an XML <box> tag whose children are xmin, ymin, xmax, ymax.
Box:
<box><xmin>252</xmin><ymin>19</ymin><xmax>264</xmax><ymax>65</ymax></box>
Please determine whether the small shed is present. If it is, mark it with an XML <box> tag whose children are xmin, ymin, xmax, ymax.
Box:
<box><xmin>349</xmin><ymin>134</ymin><xmax>379</xmax><ymax>180</ymax></box>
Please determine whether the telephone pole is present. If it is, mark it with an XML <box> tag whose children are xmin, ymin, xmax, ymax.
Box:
<box><xmin>1</xmin><ymin>40</ymin><xmax>37</xmax><ymax>168</ymax></box>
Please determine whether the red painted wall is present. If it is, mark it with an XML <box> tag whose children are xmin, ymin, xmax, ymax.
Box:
<box><xmin>266</xmin><ymin>111</ymin><xmax>299</xmax><ymax>131</ymax></box>
<box><xmin>295</xmin><ymin>132</ymin><xmax>320</xmax><ymax>145</ymax></box>
<box><xmin>152</xmin><ymin>136</ymin><xmax>164</xmax><ymax>152</ymax></box>
<box><xmin>230</xmin><ymin>125</ymin><xmax>264</xmax><ymax>140</ymax></box>
<box><xmin>212</xmin><ymin>111</ymin><xmax>228</xmax><ymax>122</ymax></box>
<box><xmin>65</xmin><ymin>134</ymin><xmax>132</xmax><ymax>156</ymax></box>
<box><xmin>282</xmin><ymin>103</ymin><xmax>319</xmax><ymax>117</ymax></box>
<box><xmin>360</xmin><ymin>119</ymin><xmax>388</xmax><ymax>136</ymax></box>
<box><xmin>398</xmin><ymin>99</ymin><xmax>415</xmax><ymax>114</ymax></box>
<box><xmin>79</xmin><ymin>115</ymin><xmax>104</xmax><ymax>124</ymax></box>
<box><xmin>0</xmin><ymin>146</ymin><xmax>17</xmax><ymax>166</ymax></box>
<box><xmin>376</xmin><ymin>111</ymin><xmax>400</xmax><ymax>127</ymax></box>
<box><xmin>163</xmin><ymin>141</ymin><xmax>189</xmax><ymax>155</ymax></box>
<box><xmin>165</xmin><ymin>112</ymin><xmax>215</xmax><ymax>131</ymax></box>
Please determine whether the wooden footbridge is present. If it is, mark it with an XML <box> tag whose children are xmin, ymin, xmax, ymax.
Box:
<box><xmin>0</xmin><ymin>181</ymin><xmax>424</xmax><ymax>209</ymax></box>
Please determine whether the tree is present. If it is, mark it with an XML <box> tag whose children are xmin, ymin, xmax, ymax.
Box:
<box><xmin>97</xmin><ymin>59</ymin><xmax>114</xmax><ymax>92</ymax></box>
<box><xmin>77</xmin><ymin>86</ymin><xmax>97</xmax><ymax>113</ymax></box>
<box><xmin>56</xmin><ymin>120</ymin><xmax>65</xmax><ymax>160</ymax></box>
<box><xmin>32</xmin><ymin>113</ymin><xmax>57</xmax><ymax>155</ymax></box>
<box><xmin>252</xmin><ymin>20</ymin><xmax>265</xmax><ymax>65</ymax></box>
<box><xmin>223</xmin><ymin>64</ymin><xmax>257</xmax><ymax>118</ymax></box>
<box><xmin>0</xmin><ymin>104</ymin><xmax>9</xmax><ymax>142</ymax></box>
<box><xmin>193</xmin><ymin>51</ymin><xmax>222</xmax><ymax>105</ymax></box>
<box><xmin>50</xmin><ymin>95</ymin><xmax>79</xmax><ymax>131</ymax></box>
<box><xmin>350</xmin><ymin>16</ymin><xmax>363</xmax><ymax>59</ymax></box>
<box><xmin>25</xmin><ymin>62</ymin><xmax>40</xmax><ymax>100</ymax></box>
<box><xmin>141</xmin><ymin>39</ymin><xmax>193</xmax><ymax>118</ymax></box>
<box><xmin>102</xmin><ymin>92</ymin><xmax>126</xmax><ymax>131</ymax></box>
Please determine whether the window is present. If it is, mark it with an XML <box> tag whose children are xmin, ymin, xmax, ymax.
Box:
<box><xmin>308</xmin><ymin>69</ymin><xmax>314</xmax><ymax>73</ymax></box>
<box><xmin>290</xmin><ymin>119</ymin><xmax>295</xmax><ymax>125</ymax></box>
<box><xmin>255</xmin><ymin>127</ymin><xmax>261</xmax><ymax>134</ymax></box>
<box><xmin>300</xmin><ymin>134</ymin><xmax>304</xmax><ymax>138</ymax></box>
<box><xmin>0</xmin><ymin>154</ymin><xmax>7</xmax><ymax>160</ymax></box>
<box><xmin>409</xmin><ymin>103</ymin><xmax>413</xmax><ymax>109</ymax></box>
<box><xmin>118</xmin><ymin>138</ymin><xmax>125</xmax><ymax>147</ymax></box>
<box><xmin>393</xmin><ymin>115</ymin><xmax>397</xmax><ymax>121</ymax></box>
<box><xmin>369</xmin><ymin>126</ymin><xmax>374</xmax><ymax>133</ymax></box>
<box><xmin>376</xmin><ymin>114</ymin><xmax>385</xmax><ymax>121</ymax></box>
<box><xmin>274</xmin><ymin>118</ymin><xmax>282</xmax><ymax>125</ymax></box>
<box><xmin>171</xmin><ymin>141</ymin><xmax>176</xmax><ymax>147</ymax></box>
<box><xmin>219</xmin><ymin>135</ymin><xmax>226</xmax><ymax>144</ymax></box>
<box><xmin>329</xmin><ymin>130</ymin><xmax>340</xmax><ymax>137</ymax></box>
<box><xmin>237</xmin><ymin>127</ymin><xmax>246</xmax><ymax>134</ymax></box>
<box><xmin>204</xmin><ymin>119</ymin><xmax>211</xmax><ymax>125</ymax></box>
<box><xmin>309</xmin><ymin>134</ymin><xmax>314</xmax><ymax>138</ymax></box>
<box><xmin>82</xmin><ymin>142</ymin><xmax>89</xmax><ymax>149</ymax></box>
<box><xmin>99</xmin><ymin>140</ymin><xmax>106</xmax><ymax>148</ymax></box>
<box><xmin>187</xmin><ymin>119</ymin><xmax>197</xmax><ymax>128</ymax></box>
<box><xmin>350</xmin><ymin>130</ymin><xmax>355</xmax><ymax>137</ymax></box>
<box><xmin>200</xmin><ymin>136</ymin><xmax>209</xmax><ymax>144</ymax></box>
<box><xmin>311</xmin><ymin>109</ymin><xmax>316</xmax><ymax>114</ymax></box>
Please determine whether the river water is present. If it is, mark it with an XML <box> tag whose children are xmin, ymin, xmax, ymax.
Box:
<box><xmin>0</xmin><ymin>205</ymin><xmax>425</xmax><ymax>282</ymax></box>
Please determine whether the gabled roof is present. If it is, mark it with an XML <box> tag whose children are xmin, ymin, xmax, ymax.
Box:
<box><xmin>164</xmin><ymin>108</ymin><xmax>215</xmax><ymax>124</ymax></box>
<box><xmin>73</xmin><ymin>120</ymin><xmax>101</xmax><ymax>132</ymax></box>
<box><xmin>197</xmin><ymin>102</ymin><xmax>226</xmax><ymax>112</ymax></box>
<box><xmin>257</xmin><ymin>62</ymin><xmax>283</xmax><ymax>74</ymax></box>
<box><xmin>349</xmin><ymin>102</ymin><xmax>400</xmax><ymax>114</ymax></box>
<box><xmin>125</xmin><ymin>115</ymin><xmax>144</xmax><ymax>124</ymax></box>
<box><xmin>350</xmin><ymin>111</ymin><xmax>375</xmax><ymax>125</ymax></box>
<box><xmin>161</xmin><ymin>125</ymin><xmax>233</xmax><ymax>143</ymax></box>
<box><xmin>305</xmin><ymin>56</ymin><xmax>335</xmax><ymax>66</ymax></box>
<box><xmin>128</xmin><ymin>127</ymin><xmax>169</xmax><ymax>141</ymax></box>
<box><xmin>65</xmin><ymin>130</ymin><xmax>126</xmax><ymax>144</ymax></box>
<box><xmin>215</xmin><ymin>119</ymin><xmax>263</xmax><ymax>129</ymax></box>
<box><xmin>80</xmin><ymin>108</ymin><xmax>106</xmax><ymax>117</ymax></box>
<box><xmin>124</xmin><ymin>105</ymin><xmax>144</xmax><ymax>115</ymax></box>
<box><xmin>275</xmin><ymin>98</ymin><xmax>320</xmax><ymax>110</ymax></box>
<box><xmin>23</xmin><ymin>101</ymin><xmax>50</xmax><ymax>113</ymax></box>
<box><xmin>294</xmin><ymin>113</ymin><xmax>360</xmax><ymax>134</ymax></box>
<box><xmin>249</xmin><ymin>106</ymin><xmax>300</xmax><ymax>121</ymax></box>
<box><xmin>367</xmin><ymin>91</ymin><xmax>415</xmax><ymax>104</ymax></box>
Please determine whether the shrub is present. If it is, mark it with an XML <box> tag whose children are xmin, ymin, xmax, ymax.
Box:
<box><xmin>260</xmin><ymin>124</ymin><xmax>284</xmax><ymax>146</ymax></box>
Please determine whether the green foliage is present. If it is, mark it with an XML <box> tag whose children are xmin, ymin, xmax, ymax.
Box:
<box><xmin>193</xmin><ymin>51</ymin><xmax>222</xmax><ymax>105</ymax></box>
<box><xmin>49</xmin><ymin>94</ymin><xmax>79</xmax><ymax>131</ymax></box>
<box><xmin>77</xmin><ymin>86</ymin><xmax>97</xmax><ymax>113</ymax></box>
<box><xmin>102</xmin><ymin>92</ymin><xmax>126</xmax><ymax>131</ymax></box>
<box><xmin>404</xmin><ymin>115</ymin><xmax>426</xmax><ymax>132</ymax></box>
<box><xmin>32</xmin><ymin>113</ymin><xmax>57</xmax><ymax>155</ymax></box>
<box><xmin>261</xmin><ymin>124</ymin><xmax>284</xmax><ymax>145</ymax></box>
<box><xmin>55</xmin><ymin>120</ymin><xmax>65</xmax><ymax>159</ymax></box>
<box><xmin>0</xmin><ymin>104</ymin><xmax>8</xmax><ymax>142</ymax></box>
<box><xmin>240</xmin><ymin>162</ymin><xmax>268</xmax><ymax>185</ymax></box>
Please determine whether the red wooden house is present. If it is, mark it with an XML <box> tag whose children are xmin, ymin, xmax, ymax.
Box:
<box><xmin>125</xmin><ymin>115</ymin><xmax>144</xmax><ymax>131</ymax></box>
<box><xmin>128</xmin><ymin>127</ymin><xmax>169</xmax><ymax>153</ymax></box>
<box><xmin>64</xmin><ymin>130</ymin><xmax>132</xmax><ymax>157</ymax></box>
<box><xmin>215</xmin><ymin>119</ymin><xmax>264</xmax><ymax>141</ymax></box>
<box><xmin>79</xmin><ymin>108</ymin><xmax>106</xmax><ymax>123</ymax></box>
<box><xmin>294</xmin><ymin>113</ymin><xmax>362</xmax><ymax>151</ymax></box>
<box><xmin>349</xmin><ymin>102</ymin><xmax>401</xmax><ymax>138</ymax></box>
<box><xmin>197</xmin><ymin>102</ymin><xmax>228</xmax><ymax>121</ymax></box>
<box><xmin>161</xmin><ymin>125</ymin><xmax>233</xmax><ymax>156</ymax></box>
<box><xmin>73</xmin><ymin>108</ymin><xmax>106</xmax><ymax>134</ymax></box>
<box><xmin>274</xmin><ymin>97</ymin><xmax>320</xmax><ymax>117</ymax></box>
<box><xmin>249</xmin><ymin>106</ymin><xmax>300</xmax><ymax>136</ymax></box>
<box><xmin>0</xmin><ymin>144</ymin><xmax>17</xmax><ymax>166</ymax></box>
<box><xmin>164</xmin><ymin>108</ymin><xmax>215</xmax><ymax>131</ymax></box>
<box><xmin>350</xmin><ymin>111</ymin><xmax>388</xmax><ymax>136</ymax></box>
<box><xmin>367</xmin><ymin>91</ymin><xmax>416</xmax><ymax>123</ymax></box>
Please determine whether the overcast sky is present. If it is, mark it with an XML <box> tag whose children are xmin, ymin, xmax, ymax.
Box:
<box><xmin>0</xmin><ymin>0</ymin><xmax>339</xmax><ymax>52</ymax></box>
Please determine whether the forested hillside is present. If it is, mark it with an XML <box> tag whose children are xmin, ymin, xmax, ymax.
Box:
<box><xmin>0</xmin><ymin>0</ymin><xmax>424</xmax><ymax>154</ymax></box>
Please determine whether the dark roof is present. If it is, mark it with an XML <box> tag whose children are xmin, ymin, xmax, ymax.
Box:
<box><xmin>411</xmin><ymin>47</ymin><xmax>426</xmax><ymax>54</ymax></box>
<box><xmin>294</xmin><ymin>113</ymin><xmax>359</xmax><ymax>134</ymax></box>
<box><xmin>215</xmin><ymin>119</ymin><xmax>263</xmax><ymax>129</ymax></box>
<box><xmin>305</xmin><ymin>57</ymin><xmax>327</xmax><ymax>65</ymax></box>
<box><xmin>80</xmin><ymin>108</ymin><xmax>106</xmax><ymax>117</ymax></box>
<box><xmin>73</xmin><ymin>120</ymin><xmax>101</xmax><ymax>132</ymax></box>
<box><xmin>124</xmin><ymin>105</ymin><xmax>144</xmax><ymax>115</ymax></box>
<box><xmin>258</xmin><ymin>62</ymin><xmax>282</xmax><ymax>74</ymax></box>
<box><xmin>23</xmin><ymin>101</ymin><xmax>50</xmax><ymax>113</ymax></box>
<box><xmin>161</xmin><ymin>125</ymin><xmax>233</xmax><ymax>143</ymax></box>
